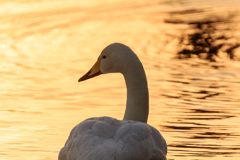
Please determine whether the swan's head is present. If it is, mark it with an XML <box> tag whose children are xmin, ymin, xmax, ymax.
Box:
<box><xmin>78</xmin><ymin>43</ymin><xmax>139</xmax><ymax>82</ymax></box>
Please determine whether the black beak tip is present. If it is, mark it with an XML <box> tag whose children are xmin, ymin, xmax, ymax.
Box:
<box><xmin>78</xmin><ymin>70</ymin><xmax>91</xmax><ymax>82</ymax></box>
<box><xmin>78</xmin><ymin>76</ymin><xmax>86</xmax><ymax>82</ymax></box>
<box><xmin>78</xmin><ymin>71</ymin><xmax>101</xmax><ymax>83</ymax></box>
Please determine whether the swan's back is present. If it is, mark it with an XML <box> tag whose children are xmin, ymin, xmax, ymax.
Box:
<box><xmin>59</xmin><ymin>116</ymin><xmax>167</xmax><ymax>160</ymax></box>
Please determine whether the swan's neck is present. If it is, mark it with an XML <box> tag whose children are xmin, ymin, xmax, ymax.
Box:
<box><xmin>122</xmin><ymin>62</ymin><xmax>149</xmax><ymax>123</ymax></box>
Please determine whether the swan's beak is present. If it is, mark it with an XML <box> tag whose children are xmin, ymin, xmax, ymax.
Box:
<box><xmin>78</xmin><ymin>59</ymin><xmax>102</xmax><ymax>82</ymax></box>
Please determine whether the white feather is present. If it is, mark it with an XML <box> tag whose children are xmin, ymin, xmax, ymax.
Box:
<box><xmin>59</xmin><ymin>117</ymin><xmax>167</xmax><ymax>160</ymax></box>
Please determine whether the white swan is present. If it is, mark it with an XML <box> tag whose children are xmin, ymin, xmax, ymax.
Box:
<box><xmin>58</xmin><ymin>43</ymin><xmax>167</xmax><ymax>160</ymax></box>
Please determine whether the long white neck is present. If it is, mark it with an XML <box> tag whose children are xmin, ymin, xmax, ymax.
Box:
<box><xmin>122</xmin><ymin>60</ymin><xmax>149</xmax><ymax>123</ymax></box>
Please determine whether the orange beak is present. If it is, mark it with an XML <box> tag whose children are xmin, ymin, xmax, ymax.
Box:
<box><xmin>78</xmin><ymin>59</ymin><xmax>102</xmax><ymax>82</ymax></box>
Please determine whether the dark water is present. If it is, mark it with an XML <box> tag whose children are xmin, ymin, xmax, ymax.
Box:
<box><xmin>0</xmin><ymin>0</ymin><xmax>240</xmax><ymax>159</ymax></box>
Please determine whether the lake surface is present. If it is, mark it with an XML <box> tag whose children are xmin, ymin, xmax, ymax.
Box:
<box><xmin>0</xmin><ymin>0</ymin><xmax>240</xmax><ymax>159</ymax></box>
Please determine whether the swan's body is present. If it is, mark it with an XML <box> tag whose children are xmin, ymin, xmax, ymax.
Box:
<box><xmin>59</xmin><ymin>43</ymin><xmax>167</xmax><ymax>160</ymax></box>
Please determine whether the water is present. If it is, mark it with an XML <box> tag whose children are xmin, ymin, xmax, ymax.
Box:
<box><xmin>0</xmin><ymin>0</ymin><xmax>240</xmax><ymax>159</ymax></box>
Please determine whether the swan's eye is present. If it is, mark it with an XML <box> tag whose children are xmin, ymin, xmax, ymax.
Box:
<box><xmin>103</xmin><ymin>55</ymin><xmax>106</xmax><ymax>59</ymax></box>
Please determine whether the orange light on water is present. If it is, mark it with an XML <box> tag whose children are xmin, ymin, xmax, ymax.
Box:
<box><xmin>0</xmin><ymin>0</ymin><xmax>240</xmax><ymax>160</ymax></box>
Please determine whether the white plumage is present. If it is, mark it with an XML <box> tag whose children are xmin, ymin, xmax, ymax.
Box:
<box><xmin>59</xmin><ymin>117</ymin><xmax>167</xmax><ymax>160</ymax></box>
<box><xmin>59</xmin><ymin>43</ymin><xmax>167</xmax><ymax>160</ymax></box>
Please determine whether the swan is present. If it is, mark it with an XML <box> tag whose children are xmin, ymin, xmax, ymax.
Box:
<box><xmin>58</xmin><ymin>43</ymin><xmax>167</xmax><ymax>160</ymax></box>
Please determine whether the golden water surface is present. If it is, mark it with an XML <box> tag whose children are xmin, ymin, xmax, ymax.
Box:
<box><xmin>1</xmin><ymin>0</ymin><xmax>240</xmax><ymax>159</ymax></box>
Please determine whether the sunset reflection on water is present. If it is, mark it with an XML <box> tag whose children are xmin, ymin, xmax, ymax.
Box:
<box><xmin>1</xmin><ymin>0</ymin><xmax>240</xmax><ymax>160</ymax></box>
